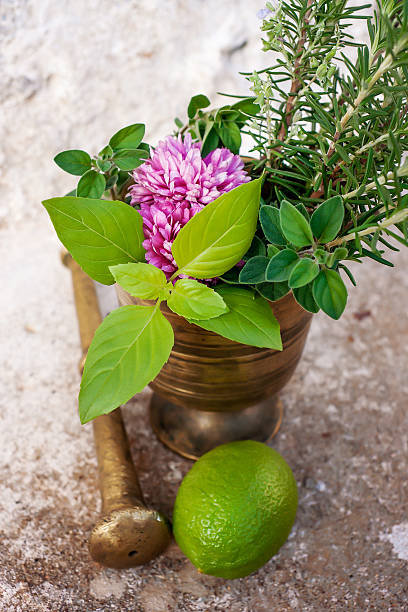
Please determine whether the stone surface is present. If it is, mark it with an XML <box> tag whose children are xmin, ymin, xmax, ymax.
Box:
<box><xmin>2</xmin><ymin>219</ymin><xmax>408</xmax><ymax>611</ymax></box>
<box><xmin>1</xmin><ymin>1</ymin><xmax>408</xmax><ymax>610</ymax></box>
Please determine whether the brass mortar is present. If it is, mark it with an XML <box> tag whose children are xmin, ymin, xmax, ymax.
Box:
<box><xmin>117</xmin><ymin>286</ymin><xmax>313</xmax><ymax>460</ymax></box>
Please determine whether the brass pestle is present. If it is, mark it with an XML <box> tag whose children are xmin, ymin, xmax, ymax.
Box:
<box><xmin>62</xmin><ymin>251</ymin><xmax>171</xmax><ymax>568</ymax></box>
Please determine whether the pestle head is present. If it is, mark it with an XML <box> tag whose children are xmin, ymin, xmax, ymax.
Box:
<box><xmin>88</xmin><ymin>506</ymin><xmax>171</xmax><ymax>569</ymax></box>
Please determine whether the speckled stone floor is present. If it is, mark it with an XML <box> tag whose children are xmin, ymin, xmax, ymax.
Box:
<box><xmin>1</xmin><ymin>216</ymin><xmax>408</xmax><ymax>611</ymax></box>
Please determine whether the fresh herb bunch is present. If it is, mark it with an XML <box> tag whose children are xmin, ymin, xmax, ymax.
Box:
<box><xmin>233</xmin><ymin>0</ymin><xmax>408</xmax><ymax>316</ymax></box>
<box><xmin>43</xmin><ymin>0</ymin><xmax>408</xmax><ymax>424</ymax></box>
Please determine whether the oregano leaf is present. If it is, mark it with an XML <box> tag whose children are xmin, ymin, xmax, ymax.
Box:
<box><xmin>266</xmin><ymin>249</ymin><xmax>299</xmax><ymax>281</ymax></box>
<box><xmin>280</xmin><ymin>200</ymin><xmax>313</xmax><ymax>247</ymax></box>
<box><xmin>288</xmin><ymin>258</ymin><xmax>320</xmax><ymax>288</ymax></box>
<box><xmin>293</xmin><ymin>284</ymin><xmax>320</xmax><ymax>313</ymax></box>
<box><xmin>256</xmin><ymin>281</ymin><xmax>290</xmax><ymax>302</ymax></box>
<box><xmin>113</xmin><ymin>148</ymin><xmax>149</xmax><ymax>171</ymax></box>
<box><xmin>109</xmin><ymin>124</ymin><xmax>145</xmax><ymax>151</ymax></box>
<box><xmin>310</xmin><ymin>196</ymin><xmax>344</xmax><ymax>243</ymax></box>
<box><xmin>259</xmin><ymin>206</ymin><xmax>287</xmax><ymax>245</ymax></box>
<box><xmin>239</xmin><ymin>256</ymin><xmax>269</xmax><ymax>284</ymax></box>
<box><xmin>312</xmin><ymin>269</ymin><xmax>348</xmax><ymax>319</ymax></box>
<box><xmin>76</xmin><ymin>170</ymin><xmax>106</xmax><ymax>199</ymax></box>
<box><xmin>187</xmin><ymin>94</ymin><xmax>211</xmax><ymax>119</ymax></box>
<box><xmin>54</xmin><ymin>150</ymin><xmax>91</xmax><ymax>176</ymax></box>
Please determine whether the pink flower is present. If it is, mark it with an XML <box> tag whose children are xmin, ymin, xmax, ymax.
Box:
<box><xmin>129</xmin><ymin>134</ymin><xmax>249</xmax><ymax>278</ymax></box>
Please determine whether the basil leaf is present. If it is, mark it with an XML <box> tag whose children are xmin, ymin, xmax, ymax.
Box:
<box><xmin>167</xmin><ymin>279</ymin><xmax>228</xmax><ymax>320</ymax></box>
<box><xmin>191</xmin><ymin>286</ymin><xmax>282</xmax><ymax>350</ymax></box>
<box><xmin>312</xmin><ymin>269</ymin><xmax>348</xmax><ymax>319</ymax></box>
<box><xmin>266</xmin><ymin>249</ymin><xmax>299</xmax><ymax>281</ymax></box>
<box><xmin>310</xmin><ymin>195</ymin><xmax>344</xmax><ymax>243</ymax></box>
<box><xmin>172</xmin><ymin>178</ymin><xmax>262</xmax><ymax>279</ymax></box>
<box><xmin>280</xmin><ymin>200</ymin><xmax>313</xmax><ymax>247</ymax></box>
<box><xmin>54</xmin><ymin>150</ymin><xmax>91</xmax><ymax>176</ymax></box>
<box><xmin>113</xmin><ymin>148</ymin><xmax>149</xmax><ymax>171</ymax></box>
<box><xmin>79</xmin><ymin>305</ymin><xmax>174</xmax><ymax>423</ymax></box>
<box><xmin>187</xmin><ymin>94</ymin><xmax>211</xmax><ymax>119</ymax></box>
<box><xmin>259</xmin><ymin>206</ymin><xmax>287</xmax><ymax>245</ymax></box>
<box><xmin>288</xmin><ymin>258</ymin><xmax>320</xmax><ymax>289</ymax></box>
<box><xmin>110</xmin><ymin>263</ymin><xmax>167</xmax><ymax>299</ymax></box>
<box><xmin>109</xmin><ymin>124</ymin><xmax>145</xmax><ymax>151</ymax></box>
<box><xmin>42</xmin><ymin>196</ymin><xmax>145</xmax><ymax>284</ymax></box>
<box><xmin>256</xmin><ymin>281</ymin><xmax>290</xmax><ymax>302</ymax></box>
<box><xmin>239</xmin><ymin>256</ymin><xmax>269</xmax><ymax>284</ymax></box>
<box><xmin>76</xmin><ymin>170</ymin><xmax>106</xmax><ymax>199</ymax></box>
<box><xmin>293</xmin><ymin>284</ymin><xmax>320</xmax><ymax>313</ymax></box>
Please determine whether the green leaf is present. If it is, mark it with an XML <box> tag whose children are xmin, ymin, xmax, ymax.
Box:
<box><xmin>219</xmin><ymin>266</ymin><xmax>243</xmax><ymax>284</ymax></box>
<box><xmin>96</xmin><ymin>159</ymin><xmax>112</xmax><ymax>173</ymax></box>
<box><xmin>310</xmin><ymin>196</ymin><xmax>344</xmax><ymax>243</ymax></box>
<box><xmin>313</xmin><ymin>248</ymin><xmax>329</xmax><ymax>265</ymax></box>
<box><xmin>259</xmin><ymin>206</ymin><xmax>287</xmax><ymax>245</ymax></box>
<box><xmin>312</xmin><ymin>269</ymin><xmax>348</xmax><ymax>319</ymax></box>
<box><xmin>76</xmin><ymin>170</ymin><xmax>106</xmax><ymax>199</ymax></box>
<box><xmin>215</xmin><ymin>122</ymin><xmax>241</xmax><ymax>154</ymax></box>
<box><xmin>267</xmin><ymin>244</ymin><xmax>280</xmax><ymax>257</ymax></box>
<box><xmin>109</xmin><ymin>124</ymin><xmax>145</xmax><ymax>151</ymax></box>
<box><xmin>266</xmin><ymin>249</ymin><xmax>299</xmax><ymax>281</ymax></box>
<box><xmin>167</xmin><ymin>279</ymin><xmax>228</xmax><ymax>320</ymax></box>
<box><xmin>244</xmin><ymin>235</ymin><xmax>266</xmax><ymax>260</ymax></box>
<box><xmin>188</xmin><ymin>94</ymin><xmax>211</xmax><ymax>119</ymax></box>
<box><xmin>98</xmin><ymin>144</ymin><xmax>113</xmax><ymax>158</ymax></box>
<box><xmin>231</xmin><ymin>98</ymin><xmax>260</xmax><ymax>116</ymax></box>
<box><xmin>293</xmin><ymin>284</ymin><xmax>320</xmax><ymax>313</ymax></box>
<box><xmin>288</xmin><ymin>258</ymin><xmax>319</xmax><ymax>289</ymax></box>
<box><xmin>239</xmin><ymin>256</ymin><xmax>269</xmax><ymax>284</ymax></box>
<box><xmin>332</xmin><ymin>247</ymin><xmax>348</xmax><ymax>262</ymax></box>
<box><xmin>201</xmin><ymin>127</ymin><xmax>219</xmax><ymax>158</ymax></box>
<box><xmin>54</xmin><ymin>150</ymin><xmax>91</xmax><ymax>176</ymax></box>
<box><xmin>360</xmin><ymin>247</ymin><xmax>394</xmax><ymax>267</ymax></box>
<box><xmin>112</xmin><ymin>148</ymin><xmax>149</xmax><ymax>171</ymax></box>
<box><xmin>191</xmin><ymin>286</ymin><xmax>282</xmax><ymax>350</ymax></box>
<box><xmin>171</xmin><ymin>178</ymin><xmax>262</xmax><ymax>279</ymax></box>
<box><xmin>296</xmin><ymin>203</ymin><xmax>310</xmax><ymax>221</ymax></box>
<box><xmin>110</xmin><ymin>263</ymin><xmax>167</xmax><ymax>299</ymax></box>
<box><xmin>280</xmin><ymin>200</ymin><xmax>313</xmax><ymax>247</ymax></box>
<box><xmin>42</xmin><ymin>196</ymin><xmax>145</xmax><ymax>284</ymax></box>
<box><xmin>79</xmin><ymin>305</ymin><xmax>174</xmax><ymax>423</ymax></box>
<box><xmin>256</xmin><ymin>281</ymin><xmax>290</xmax><ymax>302</ymax></box>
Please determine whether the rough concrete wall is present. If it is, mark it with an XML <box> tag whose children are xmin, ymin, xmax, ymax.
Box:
<box><xmin>0</xmin><ymin>0</ymin><xmax>266</xmax><ymax>224</ymax></box>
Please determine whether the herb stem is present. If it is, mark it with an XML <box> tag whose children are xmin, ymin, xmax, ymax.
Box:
<box><xmin>326</xmin><ymin>209</ymin><xmax>408</xmax><ymax>248</ymax></box>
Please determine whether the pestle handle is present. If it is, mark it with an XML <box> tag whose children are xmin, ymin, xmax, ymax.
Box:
<box><xmin>62</xmin><ymin>251</ymin><xmax>171</xmax><ymax>568</ymax></box>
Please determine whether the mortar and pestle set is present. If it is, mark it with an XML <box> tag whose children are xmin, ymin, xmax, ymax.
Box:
<box><xmin>62</xmin><ymin>251</ymin><xmax>311</xmax><ymax>568</ymax></box>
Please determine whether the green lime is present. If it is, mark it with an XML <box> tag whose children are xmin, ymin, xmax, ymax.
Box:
<box><xmin>172</xmin><ymin>440</ymin><xmax>298</xmax><ymax>579</ymax></box>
